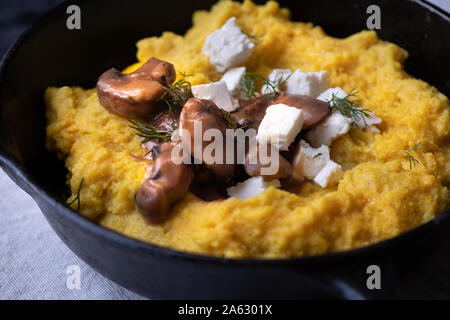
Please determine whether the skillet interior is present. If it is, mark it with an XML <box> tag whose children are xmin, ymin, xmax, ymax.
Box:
<box><xmin>0</xmin><ymin>0</ymin><xmax>449</xmax><ymax>299</ymax></box>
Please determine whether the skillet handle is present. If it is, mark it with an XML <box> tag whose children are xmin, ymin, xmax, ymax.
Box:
<box><xmin>326</xmin><ymin>215</ymin><xmax>450</xmax><ymax>299</ymax></box>
<box><xmin>272</xmin><ymin>257</ymin><xmax>400</xmax><ymax>299</ymax></box>
<box><xmin>307</xmin><ymin>256</ymin><xmax>401</xmax><ymax>300</ymax></box>
<box><xmin>323</xmin><ymin>271</ymin><xmax>399</xmax><ymax>300</ymax></box>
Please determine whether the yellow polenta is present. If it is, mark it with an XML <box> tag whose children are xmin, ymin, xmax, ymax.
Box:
<box><xmin>45</xmin><ymin>0</ymin><xmax>450</xmax><ymax>258</ymax></box>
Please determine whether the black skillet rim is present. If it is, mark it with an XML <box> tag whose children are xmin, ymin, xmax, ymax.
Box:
<box><xmin>0</xmin><ymin>0</ymin><xmax>449</xmax><ymax>267</ymax></box>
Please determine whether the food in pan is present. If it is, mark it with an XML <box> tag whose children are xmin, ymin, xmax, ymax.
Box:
<box><xmin>45</xmin><ymin>0</ymin><xmax>450</xmax><ymax>258</ymax></box>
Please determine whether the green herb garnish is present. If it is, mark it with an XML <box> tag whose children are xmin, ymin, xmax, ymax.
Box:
<box><xmin>219</xmin><ymin>109</ymin><xmax>249</xmax><ymax>129</ymax></box>
<box><xmin>313</xmin><ymin>153</ymin><xmax>323</xmax><ymax>159</ymax></box>
<box><xmin>128</xmin><ymin>120</ymin><xmax>173</xmax><ymax>142</ymax></box>
<box><xmin>235</xmin><ymin>72</ymin><xmax>291</xmax><ymax>99</ymax></box>
<box><xmin>261</xmin><ymin>73</ymin><xmax>291</xmax><ymax>96</ymax></box>
<box><xmin>219</xmin><ymin>109</ymin><xmax>235</xmax><ymax>126</ymax></box>
<box><xmin>68</xmin><ymin>178</ymin><xmax>84</xmax><ymax>212</ymax></box>
<box><xmin>160</xmin><ymin>71</ymin><xmax>193</xmax><ymax>116</ymax></box>
<box><xmin>404</xmin><ymin>142</ymin><xmax>425</xmax><ymax>169</ymax></box>
<box><xmin>327</xmin><ymin>89</ymin><xmax>372</xmax><ymax>127</ymax></box>
<box><xmin>235</xmin><ymin>72</ymin><xmax>257</xmax><ymax>99</ymax></box>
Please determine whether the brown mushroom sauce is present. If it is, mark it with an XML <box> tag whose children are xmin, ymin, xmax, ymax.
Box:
<box><xmin>97</xmin><ymin>58</ymin><xmax>331</xmax><ymax>223</ymax></box>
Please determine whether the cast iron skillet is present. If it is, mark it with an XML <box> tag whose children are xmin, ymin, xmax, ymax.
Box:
<box><xmin>0</xmin><ymin>0</ymin><xmax>449</xmax><ymax>299</ymax></box>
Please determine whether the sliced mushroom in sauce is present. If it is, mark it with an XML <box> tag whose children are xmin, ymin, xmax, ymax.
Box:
<box><xmin>179</xmin><ymin>98</ymin><xmax>236</xmax><ymax>183</ymax></box>
<box><xmin>135</xmin><ymin>142</ymin><xmax>194</xmax><ymax>223</ymax></box>
<box><xmin>274</xmin><ymin>94</ymin><xmax>330</xmax><ymax>129</ymax></box>
<box><xmin>97</xmin><ymin>58</ymin><xmax>176</xmax><ymax>120</ymax></box>
<box><xmin>244</xmin><ymin>143</ymin><xmax>292</xmax><ymax>180</ymax></box>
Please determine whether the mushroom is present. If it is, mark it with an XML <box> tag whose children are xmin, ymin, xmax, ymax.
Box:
<box><xmin>244</xmin><ymin>143</ymin><xmax>292</xmax><ymax>179</ymax></box>
<box><xmin>135</xmin><ymin>142</ymin><xmax>194</xmax><ymax>223</ymax></box>
<box><xmin>179</xmin><ymin>98</ymin><xmax>236</xmax><ymax>183</ymax></box>
<box><xmin>97</xmin><ymin>57</ymin><xmax>176</xmax><ymax>120</ymax></box>
<box><xmin>232</xmin><ymin>94</ymin><xmax>274</xmax><ymax>130</ymax></box>
<box><xmin>274</xmin><ymin>94</ymin><xmax>330</xmax><ymax>129</ymax></box>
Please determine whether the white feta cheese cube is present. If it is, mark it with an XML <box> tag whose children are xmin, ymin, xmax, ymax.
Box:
<box><xmin>227</xmin><ymin>176</ymin><xmax>281</xmax><ymax>199</ymax></box>
<box><xmin>192</xmin><ymin>81</ymin><xmax>239</xmax><ymax>112</ymax></box>
<box><xmin>257</xmin><ymin>104</ymin><xmax>304</xmax><ymax>151</ymax></box>
<box><xmin>305</xmin><ymin>111</ymin><xmax>352</xmax><ymax>147</ymax></box>
<box><xmin>261</xmin><ymin>69</ymin><xmax>292</xmax><ymax>94</ymax></box>
<box><xmin>314</xmin><ymin>160</ymin><xmax>344</xmax><ymax>188</ymax></box>
<box><xmin>292</xmin><ymin>140</ymin><xmax>330</xmax><ymax>180</ymax></box>
<box><xmin>220</xmin><ymin>67</ymin><xmax>246</xmax><ymax>94</ymax></box>
<box><xmin>317</xmin><ymin>87</ymin><xmax>348</xmax><ymax>103</ymax></box>
<box><xmin>286</xmin><ymin>70</ymin><xmax>328</xmax><ymax>97</ymax></box>
<box><xmin>202</xmin><ymin>17</ymin><xmax>255</xmax><ymax>72</ymax></box>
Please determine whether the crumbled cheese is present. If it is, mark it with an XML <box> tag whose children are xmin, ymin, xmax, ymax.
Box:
<box><xmin>227</xmin><ymin>176</ymin><xmax>281</xmax><ymax>199</ymax></box>
<box><xmin>317</xmin><ymin>87</ymin><xmax>348</xmax><ymax>103</ymax></box>
<box><xmin>354</xmin><ymin>111</ymin><xmax>382</xmax><ymax>130</ymax></box>
<box><xmin>305</xmin><ymin>112</ymin><xmax>352</xmax><ymax>147</ymax></box>
<box><xmin>292</xmin><ymin>140</ymin><xmax>330</xmax><ymax>180</ymax></box>
<box><xmin>192</xmin><ymin>81</ymin><xmax>239</xmax><ymax>112</ymax></box>
<box><xmin>202</xmin><ymin>17</ymin><xmax>254</xmax><ymax>72</ymax></box>
<box><xmin>220</xmin><ymin>67</ymin><xmax>246</xmax><ymax>94</ymax></box>
<box><xmin>261</xmin><ymin>69</ymin><xmax>292</xmax><ymax>94</ymax></box>
<box><xmin>257</xmin><ymin>104</ymin><xmax>304</xmax><ymax>151</ymax></box>
<box><xmin>286</xmin><ymin>70</ymin><xmax>328</xmax><ymax>97</ymax></box>
<box><xmin>318</xmin><ymin>87</ymin><xmax>382</xmax><ymax>133</ymax></box>
<box><xmin>369</xmin><ymin>125</ymin><xmax>381</xmax><ymax>134</ymax></box>
<box><xmin>314</xmin><ymin>160</ymin><xmax>344</xmax><ymax>188</ymax></box>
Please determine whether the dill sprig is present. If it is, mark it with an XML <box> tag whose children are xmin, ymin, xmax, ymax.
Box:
<box><xmin>128</xmin><ymin>119</ymin><xmax>172</xmax><ymax>142</ymax></box>
<box><xmin>218</xmin><ymin>109</ymin><xmax>247</xmax><ymax>129</ymax></box>
<box><xmin>327</xmin><ymin>89</ymin><xmax>373</xmax><ymax>127</ymax></box>
<box><xmin>235</xmin><ymin>73</ymin><xmax>257</xmax><ymax>99</ymax></box>
<box><xmin>68</xmin><ymin>178</ymin><xmax>84</xmax><ymax>212</ymax></box>
<box><xmin>235</xmin><ymin>72</ymin><xmax>291</xmax><ymax>99</ymax></box>
<box><xmin>160</xmin><ymin>71</ymin><xmax>193</xmax><ymax>116</ymax></box>
<box><xmin>313</xmin><ymin>153</ymin><xmax>323</xmax><ymax>159</ymax></box>
<box><xmin>261</xmin><ymin>73</ymin><xmax>291</xmax><ymax>96</ymax></box>
<box><xmin>404</xmin><ymin>142</ymin><xmax>425</xmax><ymax>169</ymax></box>
<box><xmin>219</xmin><ymin>109</ymin><xmax>235</xmax><ymax>126</ymax></box>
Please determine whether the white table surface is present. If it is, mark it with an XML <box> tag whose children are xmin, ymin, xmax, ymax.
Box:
<box><xmin>0</xmin><ymin>168</ymin><xmax>145</xmax><ymax>300</ymax></box>
<box><xmin>0</xmin><ymin>0</ymin><xmax>448</xmax><ymax>300</ymax></box>
<box><xmin>431</xmin><ymin>0</ymin><xmax>450</xmax><ymax>12</ymax></box>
